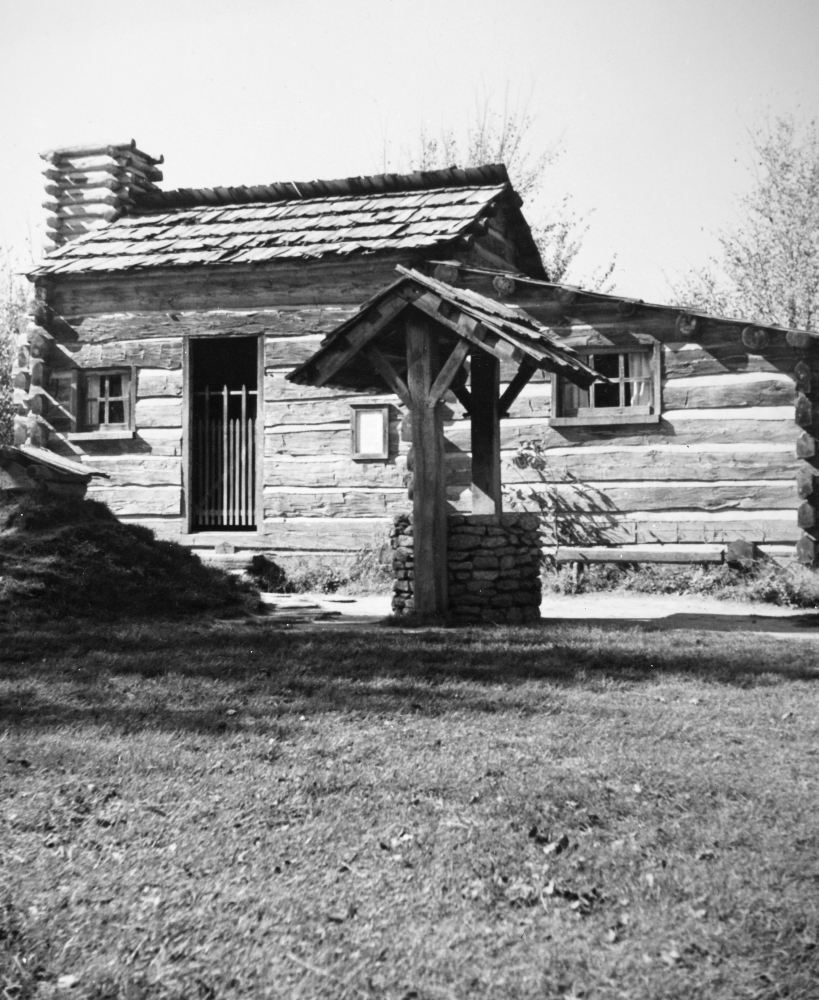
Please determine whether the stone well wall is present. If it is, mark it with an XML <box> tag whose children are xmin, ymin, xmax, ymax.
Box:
<box><xmin>390</xmin><ymin>513</ymin><xmax>542</xmax><ymax>623</ymax></box>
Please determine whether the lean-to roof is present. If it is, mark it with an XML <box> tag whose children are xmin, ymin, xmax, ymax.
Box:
<box><xmin>33</xmin><ymin>164</ymin><xmax>527</xmax><ymax>277</ymax></box>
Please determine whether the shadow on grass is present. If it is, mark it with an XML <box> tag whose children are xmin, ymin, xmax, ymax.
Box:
<box><xmin>1</xmin><ymin>612</ymin><xmax>817</xmax><ymax>735</ymax></box>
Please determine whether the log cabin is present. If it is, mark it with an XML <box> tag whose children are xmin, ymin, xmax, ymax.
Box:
<box><xmin>14</xmin><ymin>139</ymin><xmax>819</xmax><ymax>570</ymax></box>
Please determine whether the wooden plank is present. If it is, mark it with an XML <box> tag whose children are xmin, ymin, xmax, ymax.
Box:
<box><xmin>265</xmin><ymin>423</ymin><xmax>401</xmax><ymax>457</ymax></box>
<box><xmin>46</xmin><ymin>253</ymin><xmax>419</xmax><ymax>317</ymax></box>
<box><xmin>134</xmin><ymin>397</ymin><xmax>183</xmax><ymax>428</ymax></box>
<box><xmin>265</xmin><ymin>395</ymin><xmax>395</xmax><ymax>426</ymax></box>
<box><xmin>118</xmin><ymin>517</ymin><xmax>185</xmax><ymax>540</ymax></box>
<box><xmin>406</xmin><ymin>312</ymin><xmax>448</xmax><ymax>614</ymax></box>
<box><xmin>469</xmin><ymin>347</ymin><xmax>502</xmax><ymax>515</ymax></box>
<box><xmin>361</xmin><ymin>344</ymin><xmax>411</xmax><ymax>408</ymax></box>
<box><xmin>263</xmin><ymin>489</ymin><xmax>410</xmax><ymax>519</ymax></box>
<box><xmin>264</xmin><ymin>373</ymin><xmax>361</xmax><ymax>403</ymax></box>
<box><xmin>85</xmin><ymin>485</ymin><xmax>182</xmax><ymax>516</ymax></box>
<box><xmin>137</xmin><ymin>369</ymin><xmax>183</xmax><ymax>397</ymax></box>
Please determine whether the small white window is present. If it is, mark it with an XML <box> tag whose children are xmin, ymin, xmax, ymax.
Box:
<box><xmin>351</xmin><ymin>404</ymin><xmax>389</xmax><ymax>460</ymax></box>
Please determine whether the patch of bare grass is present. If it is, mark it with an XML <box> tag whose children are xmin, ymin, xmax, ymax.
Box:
<box><xmin>2</xmin><ymin>619</ymin><xmax>818</xmax><ymax>999</ymax></box>
<box><xmin>545</xmin><ymin>559</ymin><xmax>819</xmax><ymax>609</ymax></box>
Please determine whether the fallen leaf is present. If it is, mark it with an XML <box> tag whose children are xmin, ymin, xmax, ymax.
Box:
<box><xmin>56</xmin><ymin>975</ymin><xmax>79</xmax><ymax>990</ymax></box>
<box><xmin>543</xmin><ymin>834</ymin><xmax>570</xmax><ymax>856</ymax></box>
<box><xmin>661</xmin><ymin>948</ymin><xmax>681</xmax><ymax>966</ymax></box>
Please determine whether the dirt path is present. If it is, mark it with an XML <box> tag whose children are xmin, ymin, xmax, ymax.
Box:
<box><xmin>260</xmin><ymin>591</ymin><xmax>819</xmax><ymax>638</ymax></box>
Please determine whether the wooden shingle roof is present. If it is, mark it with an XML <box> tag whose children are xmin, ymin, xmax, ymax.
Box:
<box><xmin>33</xmin><ymin>165</ymin><xmax>515</xmax><ymax>276</ymax></box>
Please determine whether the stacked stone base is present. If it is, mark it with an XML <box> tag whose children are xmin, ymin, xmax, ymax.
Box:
<box><xmin>390</xmin><ymin>513</ymin><xmax>542</xmax><ymax>623</ymax></box>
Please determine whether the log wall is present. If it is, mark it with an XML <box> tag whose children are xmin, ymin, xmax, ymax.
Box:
<box><xmin>22</xmin><ymin>266</ymin><xmax>817</xmax><ymax>564</ymax></box>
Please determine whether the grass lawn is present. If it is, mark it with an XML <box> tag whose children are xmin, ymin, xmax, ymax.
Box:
<box><xmin>2</xmin><ymin>615</ymin><xmax>818</xmax><ymax>1000</ymax></box>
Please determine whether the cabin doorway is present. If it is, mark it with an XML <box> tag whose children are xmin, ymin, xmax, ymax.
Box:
<box><xmin>189</xmin><ymin>337</ymin><xmax>258</xmax><ymax>530</ymax></box>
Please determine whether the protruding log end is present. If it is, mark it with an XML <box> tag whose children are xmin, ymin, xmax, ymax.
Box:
<box><xmin>433</xmin><ymin>263</ymin><xmax>460</xmax><ymax>285</ymax></box>
<box><xmin>787</xmin><ymin>330</ymin><xmax>814</xmax><ymax>349</ymax></box>
<box><xmin>797</xmin><ymin>501</ymin><xmax>817</xmax><ymax>530</ymax></box>
<box><xmin>794</xmin><ymin>360</ymin><xmax>812</xmax><ymax>394</ymax></box>
<box><xmin>675</xmin><ymin>313</ymin><xmax>699</xmax><ymax>337</ymax></box>
<box><xmin>795</xmin><ymin>534</ymin><xmax>818</xmax><ymax>567</ymax></box>
<box><xmin>726</xmin><ymin>540</ymin><xmax>757</xmax><ymax>567</ymax></box>
<box><xmin>795</xmin><ymin>393</ymin><xmax>814</xmax><ymax>430</ymax></box>
<box><xmin>741</xmin><ymin>326</ymin><xmax>770</xmax><ymax>351</ymax></box>
<box><xmin>492</xmin><ymin>274</ymin><xmax>516</xmax><ymax>297</ymax></box>
<box><xmin>796</xmin><ymin>431</ymin><xmax>816</xmax><ymax>459</ymax></box>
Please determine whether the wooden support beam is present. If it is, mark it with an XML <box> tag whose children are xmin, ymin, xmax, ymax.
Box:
<box><xmin>428</xmin><ymin>339</ymin><xmax>470</xmax><ymax>408</ymax></box>
<box><xmin>498</xmin><ymin>357</ymin><xmax>538</xmax><ymax>417</ymax></box>
<box><xmin>311</xmin><ymin>295</ymin><xmax>407</xmax><ymax>387</ymax></box>
<box><xmin>450</xmin><ymin>366</ymin><xmax>473</xmax><ymax>416</ymax></box>
<box><xmin>470</xmin><ymin>346</ymin><xmax>502</xmax><ymax>515</ymax></box>
<box><xmin>361</xmin><ymin>344</ymin><xmax>411</xmax><ymax>409</ymax></box>
<box><xmin>406</xmin><ymin>312</ymin><xmax>448</xmax><ymax>615</ymax></box>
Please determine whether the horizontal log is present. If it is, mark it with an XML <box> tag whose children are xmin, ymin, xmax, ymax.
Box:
<box><xmin>78</xmin><ymin>456</ymin><xmax>182</xmax><ymax>486</ymax></box>
<box><xmin>662</xmin><ymin>341</ymin><xmax>795</xmax><ymax>378</ymax></box>
<box><xmin>552</xmin><ymin>546</ymin><xmax>725</xmax><ymax>564</ymax></box>
<box><xmin>258</xmin><ymin>518</ymin><xmax>392</xmax><ymax>551</ymax></box>
<box><xmin>508</xmin><ymin>481</ymin><xmax>797</xmax><ymax>513</ymax></box>
<box><xmin>45</xmin><ymin>254</ymin><xmax>416</xmax><ymax>317</ymax></box>
<box><xmin>265</xmin><ymin>396</ymin><xmax>397</xmax><ymax>427</ymax></box>
<box><xmin>43</xmin><ymin>191</ymin><xmax>122</xmax><ymax>209</ymax></box>
<box><xmin>66</xmin><ymin>306</ymin><xmax>360</xmax><ymax>342</ymax></box>
<box><xmin>535</xmin><ymin>513</ymin><xmax>801</xmax><ymax>546</ymax></box>
<box><xmin>59</xmin><ymin>338</ymin><xmax>183</xmax><ymax>369</ymax></box>
<box><xmin>264</xmin><ymin>372</ymin><xmax>364</xmax><ymax>403</ymax></box>
<box><xmin>85</xmin><ymin>484</ymin><xmax>181</xmax><ymax>517</ymax></box>
<box><xmin>263</xmin><ymin>414</ymin><xmax>799</xmax><ymax>458</ymax></box>
<box><xmin>490</xmin><ymin>445</ymin><xmax>799</xmax><ymax>484</ymax></box>
<box><xmin>448</xmin><ymin>413</ymin><xmax>799</xmax><ymax>452</ymax></box>
<box><xmin>137</xmin><ymin>369</ymin><xmax>183</xmax><ymax>397</ymax></box>
<box><xmin>134</xmin><ymin>397</ymin><xmax>183</xmax><ymax>428</ymax></box>
<box><xmin>264</xmin><ymin>456</ymin><xmax>409</xmax><ymax>489</ymax></box>
<box><xmin>265</xmin><ymin>424</ymin><xmax>402</xmax><ymax>458</ymax></box>
<box><xmin>265</xmin><ymin>337</ymin><xmax>323</xmax><ymax>368</ymax></box>
<box><xmin>263</xmin><ymin>489</ymin><xmax>410</xmax><ymax>519</ymax></box>
<box><xmin>663</xmin><ymin>375</ymin><xmax>795</xmax><ymax>409</ymax></box>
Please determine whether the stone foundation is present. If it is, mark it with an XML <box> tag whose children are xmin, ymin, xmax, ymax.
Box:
<box><xmin>390</xmin><ymin>513</ymin><xmax>542</xmax><ymax>623</ymax></box>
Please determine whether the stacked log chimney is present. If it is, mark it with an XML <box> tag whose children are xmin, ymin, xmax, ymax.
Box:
<box><xmin>40</xmin><ymin>140</ymin><xmax>163</xmax><ymax>248</ymax></box>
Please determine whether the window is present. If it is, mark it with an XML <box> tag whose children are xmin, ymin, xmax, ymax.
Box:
<box><xmin>47</xmin><ymin>368</ymin><xmax>134</xmax><ymax>439</ymax></box>
<box><xmin>350</xmin><ymin>404</ymin><xmax>389</xmax><ymax>460</ymax></box>
<box><xmin>550</xmin><ymin>345</ymin><xmax>660</xmax><ymax>426</ymax></box>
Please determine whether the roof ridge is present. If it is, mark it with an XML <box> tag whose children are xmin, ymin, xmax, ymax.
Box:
<box><xmin>133</xmin><ymin>163</ymin><xmax>511</xmax><ymax>212</ymax></box>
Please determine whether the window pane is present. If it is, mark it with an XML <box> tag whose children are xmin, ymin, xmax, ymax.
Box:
<box><xmin>594</xmin><ymin>354</ymin><xmax>619</xmax><ymax>378</ymax></box>
<box><xmin>593</xmin><ymin>378</ymin><xmax>621</xmax><ymax>408</ymax></box>
<box><xmin>108</xmin><ymin>400</ymin><xmax>125</xmax><ymax>424</ymax></box>
<box><xmin>356</xmin><ymin>410</ymin><xmax>384</xmax><ymax>454</ymax></box>
<box><xmin>107</xmin><ymin>374</ymin><xmax>123</xmax><ymax>397</ymax></box>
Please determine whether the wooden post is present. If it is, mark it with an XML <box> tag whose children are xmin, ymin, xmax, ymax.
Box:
<box><xmin>406</xmin><ymin>310</ymin><xmax>448</xmax><ymax>615</ymax></box>
<box><xmin>470</xmin><ymin>346</ymin><xmax>502</xmax><ymax>515</ymax></box>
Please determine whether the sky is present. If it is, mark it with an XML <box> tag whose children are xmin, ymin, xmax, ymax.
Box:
<box><xmin>1</xmin><ymin>0</ymin><xmax>817</xmax><ymax>301</ymax></box>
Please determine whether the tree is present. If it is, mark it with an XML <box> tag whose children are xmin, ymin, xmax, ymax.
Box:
<box><xmin>0</xmin><ymin>252</ymin><xmax>25</xmax><ymax>445</ymax></box>
<box><xmin>383</xmin><ymin>92</ymin><xmax>616</xmax><ymax>290</ymax></box>
<box><xmin>673</xmin><ymin>114</ymin><xmax>819</xmax><ymax>330</ymax></box>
